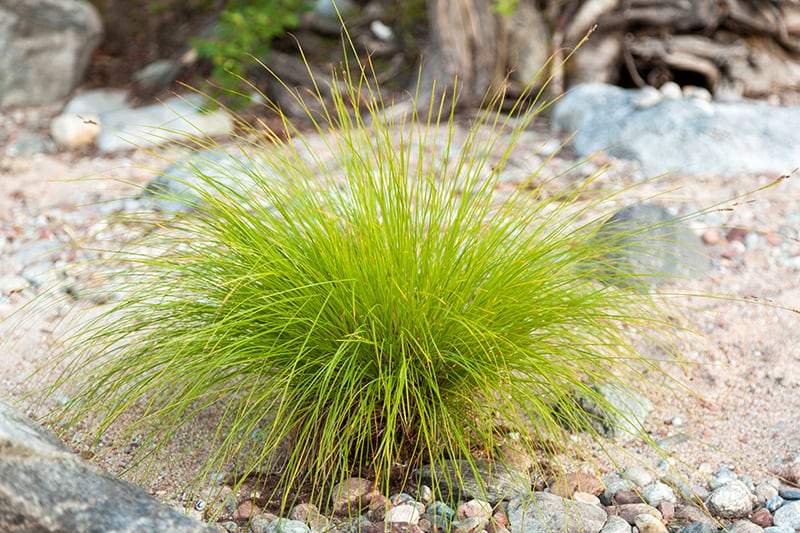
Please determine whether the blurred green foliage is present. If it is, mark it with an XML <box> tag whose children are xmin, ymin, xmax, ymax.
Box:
<box><xmin>492</xmin><ymin>0</ymin><xmax>519</xmax><ymax>16</ymax></box>
<box><xmin>193</xmin><ymin>0</ymin><xmax>312</xmax><ymax>94</ymax></box>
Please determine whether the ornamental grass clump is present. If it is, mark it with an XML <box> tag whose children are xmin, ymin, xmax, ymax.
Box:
<box><xmin>47</xmin><ymin>56</ymin><xmax>675</xmax><ymax>509</ymax></box>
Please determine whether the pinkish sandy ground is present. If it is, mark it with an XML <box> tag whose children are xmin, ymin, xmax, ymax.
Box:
<box><xmin>0</xmin><ymin>123</ymin><xmax>798</xmax><ymax>512</ymax></box>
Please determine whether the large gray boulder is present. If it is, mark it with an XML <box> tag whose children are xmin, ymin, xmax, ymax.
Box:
<box><xmin>507</xmin><ymin>492</ymin><xmax>607</xmax><ymax>533</ymax></box>
<box><xmin>145</xmin><ymin>148</ymin><xmax>280</xmax><ymax>212</ymax></box>
<box><xmin>0</xmin><ymin>0</ymin><xmax>102</xmax><ymax>108</ymax></box>
<box><xmin>416</xmin><ymin>459</ymin><xmax>531</xmax><ymax>505</ymax></box>
<box><xmin>552</xmin><ymin>83</ymin><xmax>800</xmax><ymax>176</ymax></box>
<box><xmin>576</xmin><ymin>383</ymin><xmax>653</xmax><ymax>441</ymax></box>
<box><xmin>594</xmin><ymin>203</ymin><xmax>708</xmax><ymax>285</ymax></box>
<box><xmin>0</xmin><ymin>401</ymin><xmax>214</xmax><ymax>532</ymax></box>
<box><xmin>96</xmin><ymin>95</ymin><xmax>234</xmax><ymax>153</ymax></box>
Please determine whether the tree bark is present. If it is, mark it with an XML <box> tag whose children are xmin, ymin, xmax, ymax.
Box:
<box><xmin>419</xmin><ymin>0</ymin><xmax>506</xmax><ymax>109</ymax></box>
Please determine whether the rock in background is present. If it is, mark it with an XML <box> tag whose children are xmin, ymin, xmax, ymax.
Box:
<box><xmin>0</xmin><ymin>0</ymin><xmax>102</xmax><ymax>108</ymax></box>
<box><xmin>49</xmin><ymin>90</ymin><xmax>234</xmax><ymax>152</ymax></box>
<box><xmin>0</xmin><ymin>401</ymin><xmax>214</xmax><ymax>532</ymax></box>
<box><xmin>553</xmin><ymin>83</ymin><xmax>800</xmax><ymax>176</ymax></box>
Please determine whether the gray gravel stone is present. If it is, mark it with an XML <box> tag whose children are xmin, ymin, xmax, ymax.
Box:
<box><xmin>451</xmin><ymin>516</ymin><xmax>486</xmax><ymax>533</ymax></box>
<box><xmin>728</xmin><ymin>520</ymin><xmax>763</xmax><ymax>533</ymax></box>
<box><xmin>642</xmin><ymin>482</ymin><xmax>676</xmax><ymax>507</ymax></box>
<box><xmin>706</xmin><ymin>480</ymin><xmax>754</xmax><ymax>519</ymax></box>
<box><xmin>330</xmin><ymin>478</ymin><xmax>372</xmax><ymax>515</ymax></box>
<box><xmin>621</xmin><ymin>467</ymin><xmax>653</xmax><ymax>488</ymax></box>
<box><xmin>756</xmin><ymin>482</ymin><xmax>780</xmax><ymax>504</ymax></box>
<box><xmin>602</xmin><ymin>473</ymin><xmax>635</xmax><ymax>503</ymax></box>
<box><xmin>600</xmin><ymin>515</ymin><xmax>631</xmax><ymax>533</ymax></box>
<box><xmin>778</xmin><ymin>485</ymin><xmax>800</xmax><ymax>500</ymax></box>
<box><xmin>0</xmin><ymin>400</ymin><xmax>214</xmax><ymax>532</ymax></box>
<box><xmin>634</xmin><ymin>514</ymin><xmax>667</xmax><ymax>533</ymax></box>
<box><xmin>385</xmin><ymin>504</ymin><xmax>421</xmax><ymax>525</ymax></box>
<box><xmin>426</xmin><ymin>502</ymin><xmax>456</xmax><ymax>521</ymax></box>
<box><xmin>5</xmin><ymin>131</ymin><xmax>56</xmax><ymax>157</ymax></box>
<box><xmin>709</xmin><ymin>467</ymin><xmax>738</xmax><ymax>490</ymax></box>
<box><xmin>263</xmin><ymin>518</ymin><xmax>311</xmax><ymax>533</ymax></box>
<box><xmin>767</xmin><ymin>495</ymin><xmax>786</xmax><ymax>512</ymax></box>
<box><xmin>773</xmin><ymin>500</ymin><xmax>800</xmax><ymax>529</ymax></box>
<box><xmin>507</xmin><ymin>492</ymin><xmax>606</xmax><ymax>533</ymax></box>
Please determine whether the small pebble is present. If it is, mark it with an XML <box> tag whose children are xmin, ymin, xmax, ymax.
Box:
<box><xmin>683</xmin><ymin>86</ymin><xmax>712</xmax><ymax>101</ymax></box>
<box><xmin>657</xmin><ymin>501</ymin><xmax>674</xmax><ymax>522</ymax></box>
<box><xmin>634</xmin><ymin>86</ymin><xmax>663</xmax><ymax>109</ymax></box>
<box><xmin>418</xmin><ymin>518</ymin><xmax>432</xmax><ymax>533</ymax></box>
<box><xmin>764</xmin><ymin>527</ymin><xmax>793</xmax><ymax>533</ymax></box>
<box><xmin>774</xmin><ymin>500</ymin><xmax>800</xmax><ymax>529</ymax></box>
<box><xmin>457</xmin><ymin>499</ymin><xmax>492</xmax><ymax>520</ymax></box>
<box><xmin>451</xmin><ymin>516</ymin><xmax>486</xmax><ymax>533</ymax></box>
<box><xmin>710</xmin><ymin>466</ymin><xmax>738</xmax><ymax>489</ymax></box>
<box><xmin>778</xmin><ymin>485</ymin><xmax>800</xmax><ymax>500</ymax></box>
<box><xmin>390</xmin><ymin>493</ymin><xmax>415</xmax><ymax>506</ymax></box>
<box><xmin>603</xmin><ymin>473</ymin><xmax>635</xmax><ymax>501</ymax></box>
<box><xmin>386</xmin><ymin>504</ymin><xmax>421</xmax><ymax>525</ymax></box>
<box><xmin>613</xmin><ymin>490</ymin><xmax>643</xmax><ymax>505</ymax></box>
<box><xmin>726</xmin><ymin>227</ymin><xmax>749</xmax><ymax>242</ymax></box>
<box><xmin>600</xmin><ymin>515</ymin><xmax>632</xmax><ymax>533</ymax></box>
<box><xmin>613</xmin><ymin>503</ymin><xmax>661</xmax><ymax>524</ymax></box>
<box><xmin>621</xmin><ymin>467</ymin><xmax>654</xmax><ymax>488</ymax></box>
<box><xmin>722</xmin><ymin>240</ymin><xmax>746</xmax><ymax>258</ymax></box>
<box><xmin>573</xmin><ymin>491</ymin><xmax>601</xmax><ymax>506</ymax></box>
<box><xmin>767</xmin><ymin>496</ymin><xmax>786</xmax><ymax>513</ymax></box>
<box><xmin>367</xmin><ymin>494</ymin><xmax>390</xmax><ymax>521</ymax></box>
<box><xmin>370</xmin><ymin>20</ymin><xmax>393</xmax><ymax>41</ymax></box>
<box><xmin>767</xmin><ymin>232</ymin><xmax>783</xmax><ymax>246</ymax></box>
<box><xmin>492</xmin><ymin>509</ymin><xmax>509</xmax><ymax>528</ymax></box>
<box><xmin>756</xmin><ymin>482</ymin><xmax>780</xmax><ymax>504</ymax></box>
<box><xmin>234</xmin><ymin>500</ymin><xmax>259</xmax><ymax>520</ymax></box>
<box><xmin>418</xmin><ymin>485</ymin><xmax>433</xmax><ymax>505</ymax></box>
<box><xmin>250</xmin><ymin>516</ymin><xmax>273</xmax><ymax>533</ymax></box>
<box><xmin>427</xmin><ymin>502</ymin><xmax>455</xmax><ymax>521</ymax></box>
<box><xmin>660</xmin><ymin>81</ymin><xmax>682</xmax><ymax>100</ymax></box>
<box><xmin>701</xmin><ymin>229</ymin><xmax>721</xmax><ymax>245</ymax></box>
<box><xmin>728</xmin><ymin>520</ymin><xmax>764</xmax><ymax>533</ymax></box>
<box><xmin>751</xmin><ymin>507</ymin><xmax>774</xmax><ymax>527</ymax></box>
<box><xmin>679</xmin><ymin>522</ymin><xmax>717</xmax><ymax>533</ymax></box>
<box><xmin>634</xmin><ymin>513</ymin><xmax>668</xmax><ymax>533</ymax></box>
<box><xmin>707</xmin><ymin>480</ymin><xmax>754</xmax><ymax>518</ymax></box>
<box><xmin>642</xmin><ymin>482</ymin><xmax>676</xmax><ymax>507</ymax></box>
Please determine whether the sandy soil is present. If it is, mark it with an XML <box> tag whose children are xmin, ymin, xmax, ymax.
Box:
<box><xmin>0</xmin><ymin>124</ymin><xmax>798</xmax><ymax>512</ymax></box>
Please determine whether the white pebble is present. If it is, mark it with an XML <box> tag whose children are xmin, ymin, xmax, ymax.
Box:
<box><xmin>660</xmin><ymin>81</ymin><xmax>682</xmax><ymax>100</ymax></box>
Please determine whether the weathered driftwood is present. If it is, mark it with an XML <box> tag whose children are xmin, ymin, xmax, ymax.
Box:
<box><xmin>290</xmin><ymin>0</ymin><xmax>800</xmax><ymax>109</ymax></box>
<box><xmin>558</xmin><ymin>0</ymin><xmax>800</xmax><ymax>97</ymax></box>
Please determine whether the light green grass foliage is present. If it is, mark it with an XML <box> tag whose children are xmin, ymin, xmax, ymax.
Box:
<box><xmin>50</xmin><ymin>60</ymin><xmax>668</xmax><ymax>507</ymax></box>
<box><xmin>194</xmin><ymin>0</ymin><xmax>310</xmax><ymax>92</ymax></box>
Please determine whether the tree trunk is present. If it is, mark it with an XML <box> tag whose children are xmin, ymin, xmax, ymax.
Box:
<box><xmin>418</xmin><ymin>0</ymin><xmax>505</xmax><ymax>109</ymax></box>
<box><xmin>417</xmin><ymin>0</ymin><xmax>553</xmax><ymax>111</ymax></box>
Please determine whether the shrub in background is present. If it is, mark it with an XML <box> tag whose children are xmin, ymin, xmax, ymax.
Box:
<box><xmin>194</xmin><ymin>0</ymin><xmax>311</xmax><ymax>93</ymax></box>
<box><xmin>47</xmin><ymin>54</ymin><xmax>674</xmax><ymax>510</ymax></box>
